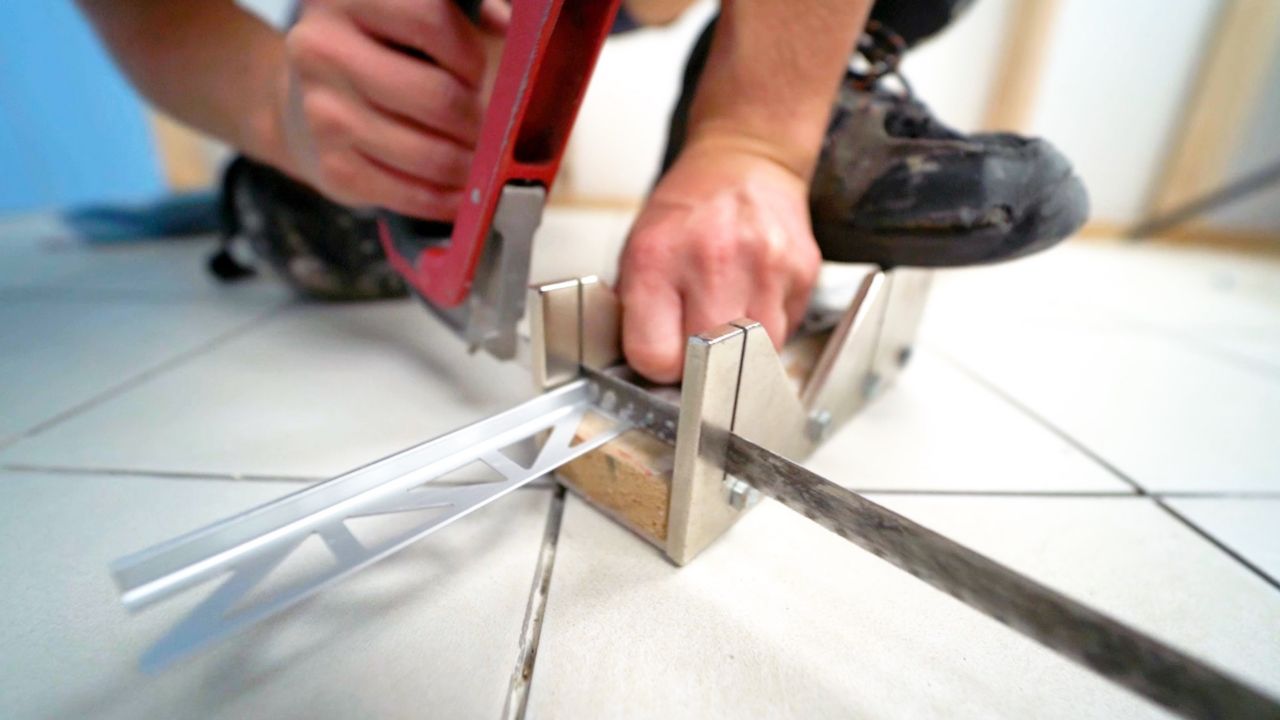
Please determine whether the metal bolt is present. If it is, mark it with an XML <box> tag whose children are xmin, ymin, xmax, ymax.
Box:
<box><xmin>862</xmin><ymin>372</ymin><xmax>882</xmax><ymax>400</ymax></box>
<box><xmin>726</xmin><ymin>477</ymin><xmax>754</xmax><ymax>509</ymax></box>
<box><xmin>897</xmin><ymin>345</ymin><xmax>914</xmax><ymax>367</ymax></box>
<box><xmin>470</xmin><ymin>188</ymin><xmax>481</xmax><ymax>204</ymax></box>
<box><xmin>806</xmin><ymin>410</ymin><xmax>832</xmax><ymax>442</ymax></box>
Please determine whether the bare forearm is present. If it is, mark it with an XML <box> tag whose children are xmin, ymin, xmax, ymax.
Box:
<box><xmin>77</xmin><ymin>0</ymin><xmax>292</xmax><ymax>172</ymax></box>
<box><xmin>687</xmin><ymin>0</ymin><xmax>869</xmax><ymax>179</ymax></box>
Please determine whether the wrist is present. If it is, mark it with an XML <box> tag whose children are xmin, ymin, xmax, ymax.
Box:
<box><xmin>673</xmin><ymin>130</ymin><xmax>815</xmax><ymax>189</ymax></box>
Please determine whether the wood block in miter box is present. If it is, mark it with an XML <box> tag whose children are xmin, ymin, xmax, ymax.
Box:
<box><xmin>552</xmin><ymin>268</ymin><xmax>932</xmax><ymax>565</ymax></box>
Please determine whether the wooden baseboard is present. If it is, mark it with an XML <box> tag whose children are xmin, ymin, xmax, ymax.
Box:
<box><xmin>1146</xmin><ymin>0</ymin><xmax>1280</xmax><ymax>216</ymax></box>
<box><xmin>546</xmin><ymin>193</ymin><xmax>643</xmax><ymax>212</ymax></box>
<box><xmin>149</xmin><ymin>113</ymin><xmax>215</xmax><ymax>191</ymax></box>
<box><xmin>1077</xmin><ymin>220</ymin><xmax>1280</xmax><ymax>255</ymax></box>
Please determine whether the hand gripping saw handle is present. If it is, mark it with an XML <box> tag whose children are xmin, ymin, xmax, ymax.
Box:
<box><xmin>378</xmin><ymin>0</ymin><xmax>625</xmax><ymax>359</ymax></box>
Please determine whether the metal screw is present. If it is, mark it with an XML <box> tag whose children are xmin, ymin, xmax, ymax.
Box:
<box><xmin>470</xmin><ymin>188</ymin><xmax>481</xmax><ymax>204</ymax></box>
<box><xmin>806</xmin><ymin>410</ymin><xmax>832</xmax><ymax>442</ymax></box>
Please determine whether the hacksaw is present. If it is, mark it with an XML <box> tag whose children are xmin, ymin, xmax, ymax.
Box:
<box><xmin>108</xmin><ymin>1</ymin><xmax>1280</xmax><ymax>717</ymax></box>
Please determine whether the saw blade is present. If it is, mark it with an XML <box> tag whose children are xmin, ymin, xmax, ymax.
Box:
<box><xmin>584</xmin><ymin>366</ymin><xmax>1280</xmax><ymax>720</ymax></box>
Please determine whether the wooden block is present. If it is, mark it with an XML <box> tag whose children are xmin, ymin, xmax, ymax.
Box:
<box><xmin>556</xmin><ymin>412</ymin><xmax>674</xmax><ymax>546</ymax></box>
<box><xmin>558</xmin><ymin>329</ymin><xmax>830</xmax><ymax>556</ymax></box>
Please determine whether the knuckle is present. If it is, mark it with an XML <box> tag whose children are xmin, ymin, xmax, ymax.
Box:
<box><xmin>692</xmin><ymin>234</ymin><xmax>736</xmax><ymax>269</ymax></box>
<box><xmin>795</xmin><ymin>243</ymin><xmax>823</xmax><ymax>282</ymax></box>
<box><xmin>622</xmin><ymin>234</ymin><xmax>673</xmax><ymax>275</ymax></box>
<box><xmin>317</xmin><ymin>151</ymin><xmax>359</xmax><ymax>194</ymax></box>
<box><xmin>623</xmin><ymin>335</ymin><xmax>679</xmax><ymax>384</ymax></box>
<box><xmin>302</xmin><ymin>90</ymin><xmax>347</xmax><ymax>137</ymax></box>
<box><xmin>285</xmin><ymin>22</ymin><xmax>328</xmax><ymax>69</ymax></box>
<box><xmin>399</xmin><ymin>185</ymin><xmax>451</xmax><ymax>219</ymax></box>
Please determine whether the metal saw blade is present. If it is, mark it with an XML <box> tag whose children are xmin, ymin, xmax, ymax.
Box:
<box><xmin>584</xmin><ymin>366</ymin><xmax>1280</xmax><ymax>720</ymax></box>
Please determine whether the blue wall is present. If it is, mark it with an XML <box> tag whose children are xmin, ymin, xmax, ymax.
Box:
<box><xmin>0</xmin><ymin>2</ymin><xmax>164</xmax><ymax>214</ymax></box>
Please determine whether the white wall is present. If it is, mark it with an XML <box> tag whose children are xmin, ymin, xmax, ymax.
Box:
<box><xmin>896</xmin><ymin>0</ymin><xmax>1013</xmax><ymax>132</ymax></box>
<box><xmin>1028</xmin><ymin>0</ymin><xmax>1220</xmax><ymax>224</ymax></box>
<box><xmin>559</xmin><ymin>1</ymin><xmax>716</xmax><ymax>201</ymax></box>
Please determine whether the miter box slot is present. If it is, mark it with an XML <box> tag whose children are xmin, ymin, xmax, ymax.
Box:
<box><xmin>529</xmin><ymin>275</ymin><xmax>624</xmax><ymax>389</ymax></box>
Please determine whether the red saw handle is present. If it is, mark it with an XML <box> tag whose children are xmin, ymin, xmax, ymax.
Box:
<box><xmin>379</xmin><ymin>0</ymin><xmax>624</xmax><ymax>308</ymax></box>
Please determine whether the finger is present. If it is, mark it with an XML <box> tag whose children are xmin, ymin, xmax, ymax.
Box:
<box><xmin>784</xmin><ymin>278</ymin><xmax>815</xmax><ymax>337</ymax></box>
<box><xmin>318</xmin><ymin>147</ymin><xmax>463</xmax><ymax>219</ymax></box>
<box><xmin>620</xmin><ymin>277</ymin><xmax>685</xmax><ymax>384</ymax></box>
<box><xmin>300</xmin><ymin>82</ymin><xmax>473</xmax><ymax>190</ymax></box>
<box><xmin>680</xmin><ymin>276</ymin><xmax>749</xmax><ymax>340</ymax></box>
<box><xmin>292</xmin><ymin>10</ymin><xmax>484</xmax><ymax>145</ymax></box>
<box><xmin>747</xmin><ymin>290</ymin><xmax>791</xmax><ymax>350</ymax></box>
<box><xmin>783</xmin><ymin>249</ymin><xmax>820</xmax><ymax>335</ymax></box>
<box><xmin>350</xmin><ymin>103</ymin><xmax>474</xmax><ymax>189</ymax></box>
<box><xmin>478</xmin><ymin>0</ymin><xmax>511</xmax><ymax>34</ymax></box>
<box><xmin>345</xmin><ymin>0</ymin><xmax>489</xmax><ymax>87</ymax></box>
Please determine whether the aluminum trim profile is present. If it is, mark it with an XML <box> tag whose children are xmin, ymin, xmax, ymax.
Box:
<box><xmin>111</xmin><ymin>379</ymin><xmax>626</xmax><ymax>671</ymax></box>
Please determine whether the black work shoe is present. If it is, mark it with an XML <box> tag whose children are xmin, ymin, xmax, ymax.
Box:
<box><xmin>664</xmin><ymin>19</ymin><xmax>1089</xmax><ymax>268</ymax></box>
<box><xmin>809</xmin><ymin>23</ymin><xmax>1089</xmax><ymax>267</ymax></box>
<box><xmin>216</xmin><ymin>156</ymin><xmax>407</xmax><ymax>301</ymax></box>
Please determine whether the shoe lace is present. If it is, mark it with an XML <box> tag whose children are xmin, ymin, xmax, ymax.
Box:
<box><xmin>849</xmin><ymin>20</ymin><xmax>914</xmax><ymax>96</ymax></box>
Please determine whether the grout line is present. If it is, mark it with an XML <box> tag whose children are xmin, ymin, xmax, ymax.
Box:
<box><xmin>1098</xmin><ymin>313</ymin><xmax>1280</xmax><ymax>382</ymax></box>
<box><xmin>501</xmin><ymin>484</ymin><xmax>566</xmax><ymax>720</ymax></box>
<box><xmin>763</xmin><ymin>485</ymin><xmax>1279</xmax><ymax>500</ymax></box>
<box><xmin>1156</xmin><ymin>490</ymin><xmax>1280</xmax><ymax>500</ymax></box>
<box><xmin>0</xmin><ymin>463</ymin><xmax>318</xmax><ymax>484</ymax></box>
<box><xmin>855</xmin><ymin>488</ymin><xmax>1137</xmax><ymax>498</ymax></box>
<box><xmin>928</xmin><ymin>348</ymin><xmax>1280</xmax><ymax>591</ymax></box>
<box><xmin>2</xmin><ymin>301</ymin><xmax>291</xmax><ymax>447</ymax></box>
<box><xmin>928</xmin><ymin>348</ymin><xmax>1149</xmax><ymax>496</ymax></box>
<box><xmin>1154</xmin><ymin>498</ymin><xmax>1280</xmax><ymax>592</ymax></box>
<box><xmin>0</xmin><ymin>286</ymin><xmax>287</xmax><ymax>307</ymax></box>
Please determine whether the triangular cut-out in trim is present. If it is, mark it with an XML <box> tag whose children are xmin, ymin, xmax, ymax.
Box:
<box><xmin>228</xmin><ymin>532</ymin><xmax>333</xmax><ymax>616</ymax></box>
<box><xmin>569</xmin><ymin>409</ymin><xmax>617</xmax><ymax>448</ymax></box>
<box><xmin>498</xmin><ymin>435</ymin><xmax>543</xmax><ymax>469</ymax></box>
<box><xmin>343</xmin><ymin>505</ymin><xmax>453</xmax><ymax>551</ymax></box>
<box><xmin>427</xmin><ymin>458</ymin><xmax>508</xmax><ymax>487</ymax></box>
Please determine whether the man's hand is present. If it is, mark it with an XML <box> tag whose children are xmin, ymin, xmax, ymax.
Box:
<box><xmin>618</xmin><ymin>140</ymin><xmax>822</xmax><ymax>383</ymax></box>
<box><xmin>280</xmin><ymin>0</ymin><xmax>509</xmax><ymax>218</ymax></box>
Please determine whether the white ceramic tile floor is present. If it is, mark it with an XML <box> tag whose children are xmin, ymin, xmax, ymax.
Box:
<box><xmin>1163</xmin><ymin>497</ymin><xmax>1280</xmax><ymax>585</ymax></box>
<box><xmin>0</xmin><ymin>300</ymin><xmax>534</xmax><ymax>479</ymax></box>
<box><xmin>0</xmin><ymin>219</ymin><xmax>287</xmax><ymax>306</ymax></box>
<box><xmin>2</xmin><ymin>213</ymin><xmax>1278</xmax><ymax>719</ymax></box>
<box><xmin>924</xmin><ymin>241</ymin><xmax>1280</xmax><ymax>335</ymax></box>
<box><xmin>932</xmin><ymin>324</ymin><xmax>1280</xmax><ymax>493</ymax></box>
<box><xmin>805</xmin><ymin>351</ymin><xmax>1131</xmax><ymax>494</ymax></box>
<box><xmin>0</xmin><ymin>471</ymin><xmax>552</xmax><ymax>720</ymax></box>
<box><xmin>0</xmin><ymin>297</ymin><xmax>281</xmax><ymax>446</ymax></box>
<box><xmin>527</xmin><ymin>493</ymin><xmax>1280</xmax><ymax>719</ymax></box>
